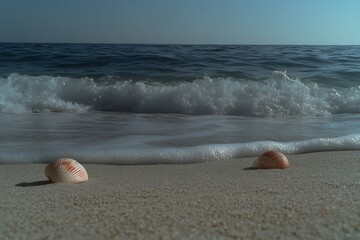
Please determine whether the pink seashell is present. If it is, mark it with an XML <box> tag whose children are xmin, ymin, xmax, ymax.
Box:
<box><xmin>252</xmin><ymin>150</ymin><xmax>290</xmax><ymax>169</ymax></box>
<box><xmin>45</xmin><ymin>158</ymin><xmax>88</xmax><ymax>183</ymax></box>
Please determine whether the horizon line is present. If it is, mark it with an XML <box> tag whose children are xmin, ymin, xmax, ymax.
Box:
<box><xmin>1</xmin><ymin>41</ymin><xmax>359</xmax><ymax>46</ymax></box>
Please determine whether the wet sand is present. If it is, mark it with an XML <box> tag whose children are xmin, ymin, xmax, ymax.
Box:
<box><xmin>1</xmin><ymin>151</ymin><xmax>360</xmax><ymax>239</ymax></box>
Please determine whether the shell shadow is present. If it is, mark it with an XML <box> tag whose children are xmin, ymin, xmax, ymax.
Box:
<box><xmin>16</xmin><ymin>180</ymin><xmax>52</xmax><ymax>187</ymax></box>
<box><xmin>242</xmin><ymin>167</ymin><xmax>259</xmax><ymax>170</ymax></box>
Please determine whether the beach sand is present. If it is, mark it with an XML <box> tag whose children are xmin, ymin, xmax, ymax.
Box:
<box><xmin>1</xmin><ymin>151</ymin><xmax>359</xmax><ymax>239</ymax></box>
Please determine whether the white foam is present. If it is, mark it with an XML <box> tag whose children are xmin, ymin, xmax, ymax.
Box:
<box><xmin>0</xmin><ymin>74</ymin><xmax>89</xmax><ymax>113</ymax></box>
<box><xmin>1</xmin><ymin>134</ymin><xmax>360</xmax><ymax>164</ymax></box>
<box><xmin>1</xmin><ymin>72</ymin><xmax>360</xmax><ymax>116</ymax></box>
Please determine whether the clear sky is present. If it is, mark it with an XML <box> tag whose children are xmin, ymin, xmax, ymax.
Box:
<box><xmin>0</xmin><ymin>0</ymin><xmax>359</xmax><ymax>44</ymax></box>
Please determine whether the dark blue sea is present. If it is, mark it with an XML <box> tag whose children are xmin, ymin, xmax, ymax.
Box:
<box><xmin>1</xmin><ymin>43</ymin><xmax>360</xmax><ymax>164</ymax></box>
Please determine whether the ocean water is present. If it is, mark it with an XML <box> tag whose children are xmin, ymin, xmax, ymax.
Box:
<box><xmin>1</xmin><ymin>43</ymin><xmax>360</xmax><ymax>164</ymax></box>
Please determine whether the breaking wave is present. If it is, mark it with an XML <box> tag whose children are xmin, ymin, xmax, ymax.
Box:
<box><xmin>1</xmin><ymin>72</ymin><xmax>360</xmax><ymax>116</ymax></box>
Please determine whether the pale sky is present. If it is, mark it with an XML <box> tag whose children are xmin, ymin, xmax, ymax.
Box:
<box><xmin>0</xmin><ymin>0</ymin><xmax>359</xmax><ymax>44</ymax></box>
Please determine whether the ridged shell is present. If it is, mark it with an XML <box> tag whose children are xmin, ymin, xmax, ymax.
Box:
<box><xmin>252</xmin><ymin>150</ymin><xmax>290</xmax><ymax>169</ymax></box>
<box><xmin>45</xmin><ymin>158</ymin><xmax>88</xmax><ymax>183</ymax></box>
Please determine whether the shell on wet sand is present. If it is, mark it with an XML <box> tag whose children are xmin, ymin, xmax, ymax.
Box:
<box><xmin>45</xmin><ymin>158</ymin><xmax>88</xmax><ymax>183</ymax></box>
<box><xmin>252</xmin><ymin>150</ymin><xmax>290</xmax><ymax>169</ymax></box>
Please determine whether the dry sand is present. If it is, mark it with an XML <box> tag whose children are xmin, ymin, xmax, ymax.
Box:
<box><xmin>1</xmin><ymin>151</ymin><xmax>360</xmax><ymax>239</ymax></box>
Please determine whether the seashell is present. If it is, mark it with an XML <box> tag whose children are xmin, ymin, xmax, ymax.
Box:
<box><xmin>45</xmin><ymin>158</ymin><xmax>88</xmax><ymax>183</ymax></box>
<box><xmin>252</xmin><ymin>150</ymin><xmax>290</xmax><ymax>169</ymax></box>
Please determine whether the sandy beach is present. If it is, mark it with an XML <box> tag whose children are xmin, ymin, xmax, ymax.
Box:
<box><xmin>1</xmin><ymin>151</ymin><xmax>359</xmax><ymax>239</ymax></box>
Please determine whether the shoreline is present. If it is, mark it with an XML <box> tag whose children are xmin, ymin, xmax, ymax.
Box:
<box><xmin>1</xmin><ymin>151</ymin><xmax>360</xmax><ymax>239</ymax></box>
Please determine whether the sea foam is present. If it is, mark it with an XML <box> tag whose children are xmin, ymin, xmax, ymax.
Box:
<box><xmin>1</xmin><ymin>134</ymin><xmax>360</xmax><ymax>164</ymax></box>
<box><xmin>1</xmin><ymin>72</ymin><xmax>360</xmax><ymax>116</ymax></box>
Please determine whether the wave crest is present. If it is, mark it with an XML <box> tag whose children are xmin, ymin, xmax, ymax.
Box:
<box><xmin>1</xmin><ymin>72</ymin><xmax>360</xmax><ymax>116</ymax></box>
